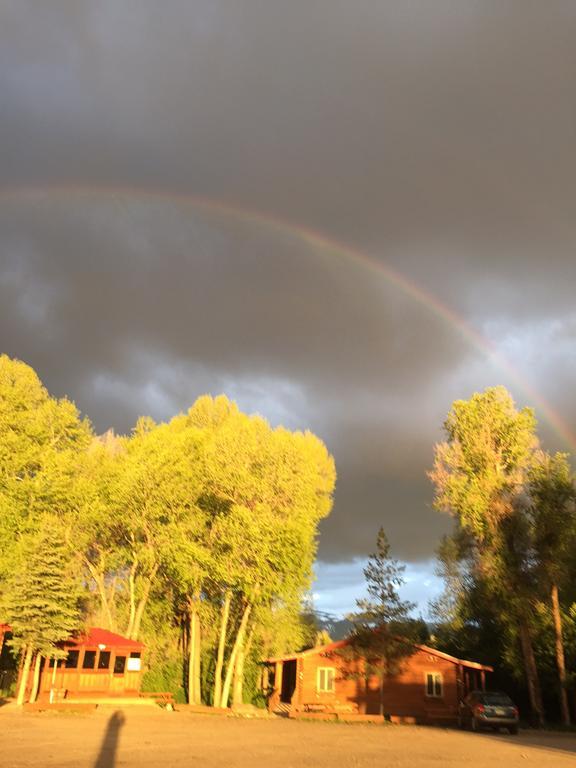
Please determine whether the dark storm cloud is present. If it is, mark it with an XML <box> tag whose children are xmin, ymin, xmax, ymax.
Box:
<box><xmin>1</xmin><ymin>1</ymin><xmax>576</xmax><ymax>576</ymax></box>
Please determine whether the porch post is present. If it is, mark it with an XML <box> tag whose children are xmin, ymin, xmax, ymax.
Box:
<box><xmin>267</xmin><ymin>661</ymin><xmax>283</xmax><ymax>712</ymax></box>
<box><xmin>275</xmin><ymin>661</ymin><xmax>283</xmax><ymax>699</ymax></box>
<box><xmin>480</xmin><ymin>670</ymin><xmax>486</xmax><ymax>691</ymax></box>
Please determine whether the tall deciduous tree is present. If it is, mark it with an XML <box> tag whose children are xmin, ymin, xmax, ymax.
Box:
<box><xmin>528</xmin><ymin>451</ymin><xmax>576</xmax><ymax>726</ymax></box>
<box><xmin>184</xmin><ymin>398</ymin><xmax>336</xmax><ymax>708</ymax></box>
<box><xmin>113</xmin><ymin>416</ymin><xmax>206</xmax><ymax>641</ymax></box>
<box><xmin>429</xmin><ymin>386</ymin><xmax>545</xmax><ymax>726</ymax></box>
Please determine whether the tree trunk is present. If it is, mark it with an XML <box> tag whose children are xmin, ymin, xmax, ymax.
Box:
<box><xmin>187</xmin><ymin>611</ymin><xmax>196</xmax><ymax>705</ymax></box>
<box><xmin>232</xmin><ymin>644</ymin><xmax>246</xmax><ymax>707</ymax></box>
<box><xmin>125</xmin><ymin>559</ymin><xmax>138</xmax><ymax>638</ymax></box>
<box><xmin>213</xmin><ymin>590</ymin><xmax>231</xmax><ymax>707</ymax></box>
<box><xmin>379</xmin><ymin>661</ymin><xmax>385</xmax><ymax>717</ymax></box>
<box><xmin>220</xmin><ymin>601</ymin><xmax>252</xmax><ymax>708</ymax></box>
<box><xmin>518</xmin><ymin>617</ymin><xmax>544</xmax><ymax>727</ymax></box>
<box><xmin>551</xmin><ymin>583</ymin><xmax>570</xmax><ymax>726</ymax></box>
<box><xmin>129</xmin><ymin>563</ymin><xmax>159</xmax><ymax>641</ymax></box>
<box><xmin>86</xmin><ymin>563</ymin><xmax>116</xmax><ymax>631</ymax></box>
<box><xmin>29</xmin><ymin>653</ymin><xmax>42</xmax><ymax>703</ymax></box>
<box><xmin>16</xmin><ymin>644</ymin><xmax>33</xmax><ymax>706</ymax></box>
<box><xmin>232</xmin><ymin>626</ymin><xmax>254</xmax><ymax>708</ymax></box>
<box><xmin>187</xmin><ymin>598</ymin><xmax>202</xmax><ymax>705</ymax></box>
<box><xmin>194</xmin><ymin>612</ymin><xmax>202</xmax><ymax>705</ymax></box>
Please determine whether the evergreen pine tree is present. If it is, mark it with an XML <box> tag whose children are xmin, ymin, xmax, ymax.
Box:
<box><xmin>1</xmin><ymin>520</ymin><xmax>83</xmax><ymax>704</ymax></box>
<box><xmin>353</xmin><ymin>528</ymin><xmax>415</xmax><ymax>628</ymax></box>
<box><xmin>343</xmin><ymin>528</ymin><xmax>416</xmax><ymax>716</ymax></box>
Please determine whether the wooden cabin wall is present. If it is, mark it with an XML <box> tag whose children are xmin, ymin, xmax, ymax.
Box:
<box><xmin>298</xmin><ymin>647</ymin><xmax>461</xmax><ymax>720</ymax></box>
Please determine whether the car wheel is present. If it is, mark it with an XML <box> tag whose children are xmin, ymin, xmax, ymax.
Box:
<box><xmin>508</xmin><ymin>725</ymin><xmax>518</xmax><ymax>735</ymax></box>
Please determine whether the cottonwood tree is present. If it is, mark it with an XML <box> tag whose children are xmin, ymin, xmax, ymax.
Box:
<box><xmin>112</xmin><ymin>416</ymin><xmax>206</xmax><ymax>642</ymax></box>
<box><xmin>528</xmin><ymin>451</ymin><xmax>576</xmax><ymax>725</ymax></box>
<box><xmin>0</xmin><ymin>361</ymin><xmax>336</xmax><ymax>708</ymax></box>
<box><xmin>430</xmin><ymin>386</ymin><xmax>545</xmax><ymax>726</ymax></box>
<box><xmin>187</xmin><ymin>400</ymin><xmax>336</xmax><ymax>708</ymax></box>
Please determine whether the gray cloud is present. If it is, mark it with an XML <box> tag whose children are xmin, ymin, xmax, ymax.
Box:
<box><xmin>1</xmin><ymin>2</ymin><xmax>575</xmax><ymax>580</ymax></box>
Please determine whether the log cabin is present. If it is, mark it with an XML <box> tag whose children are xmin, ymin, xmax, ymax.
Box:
<box><xmin>0</xmin><ymin>626</ymin><xmax>144</xmax><ymax>702</ymax></box>
<box><xmin>264</xmin><ymin>636</ymin><xmax>492</xmax><ymax>724</ymax></box>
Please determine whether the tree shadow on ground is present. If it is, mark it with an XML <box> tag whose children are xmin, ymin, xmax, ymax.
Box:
<box><xmin>93</xmin><ymin>710</ymin><xmax>126</xmax><ymax>768</ymax></box>
<box><xmin>457</xmin><ymin>726</ymin><xmax>576</xmax><ymax>758</ymax></box>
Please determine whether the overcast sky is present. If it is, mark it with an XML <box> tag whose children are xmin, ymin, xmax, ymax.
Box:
<box><xmin>1</xmin><ymin>2</ymin><xmax>575</xmax><ymax>615</ymax></box>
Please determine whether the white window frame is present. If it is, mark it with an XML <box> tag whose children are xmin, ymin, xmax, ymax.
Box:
<box><xmin>425</xmin><ymin>672</ymin><xmax>443</xmax><ymax>698</ymax></box>
<box><xmin>317</xmin><ymin>667</ymin><xmax>335</xmax><ymax>693</ymax></box>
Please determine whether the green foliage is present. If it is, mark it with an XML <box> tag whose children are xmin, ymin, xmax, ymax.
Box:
<box><xmin>352</xmin><ymin>528</ymin><xmax>415</xmax><ymax>628</ymax></box>
<box><xmin>0</xmin><ymin>358</ymin><xmax>336</xmax><ymax>707</ymax></box>
<box><xmin>429</xmin><ymin>386</ymin><xmax>576</xmax><ymax>725</ymax></box>
<box><xmin>343</xmin><ymin>528</ymin><xmax>417</xmax><ymax>682</ymax></box>
<box><xmin>0</xmin><ymin>355</ymin><xmax>91</xmax><ymax>579</ymax></box>
<box><xmin>528</xmin><ymin>451</ymin><xmax>576</xmax><ymax>586</ymax></box>
<box><xmin>1</xmin><ymin>518</ymin><xmax>83</xmax><ymax>658</ymax></box>
<box><xmin>431</xmin><ymin>386</ymin><xmax>538</xmax><ymax>541</ymax></box>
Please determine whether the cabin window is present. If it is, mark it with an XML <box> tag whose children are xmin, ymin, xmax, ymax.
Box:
<box><xmin>98</xmin><ymin>651</ymin><xmax>111</xmax><ymax>669</ymax></box>
<box><xmin>425</xmin><ymin>672</ymin><xmax>443</xmax><ymax>698</ymax></box>
<box><xmin>317</xmin><ymin>667</ymin><xmax>335</xmax><ymax>693</ymax></box>
<box><xmin>83</xmin><ymin>650</ymin><xmax>97</xmax><ymax>669</ymax></box>
<box><xmin>127</xmin><ymin>651</ymin><xmax>141</xmax><ymax>671</ymax></box>
<box><xmin>114</xmin><ymin>655</ymin><xmax>126</xmax><ymax>674</ymax></box>
<box><xmin>65</xmin><ymin>650</ymin><xmax>79</xmax><ymax>669</ymax></box>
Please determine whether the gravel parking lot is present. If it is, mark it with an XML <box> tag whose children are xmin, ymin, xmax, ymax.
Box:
<box><xmin>1</xmin><ymin>705</ymin><xmax>576</xmax><ymax>768</ymax></box>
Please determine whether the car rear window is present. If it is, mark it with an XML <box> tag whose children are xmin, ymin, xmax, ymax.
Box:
<box><xmin>481</xmin><ymin>693</ymin><xmax>513</xmax><ymax>706</ymax></box>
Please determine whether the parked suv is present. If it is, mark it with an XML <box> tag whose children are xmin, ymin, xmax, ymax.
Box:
<box><xmin>459</xmin><ymin>691</ymin><xmax>519</xmax><ymax>734</ymax></box>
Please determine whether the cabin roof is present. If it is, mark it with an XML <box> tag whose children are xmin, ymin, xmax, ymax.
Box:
<box><xmin>66</xmin><ymin>627</ymin><xmax>145</xmax><ymax>650</ymax></box>
<box><xmin>265</xmin><ymin>636</ymin><xmax>493</xmax><ymax>672</ymax></box>
<box><xmin>0</xmin><ymin>624</ymin><xmax>144</xmax><ymax>650</ymax></box>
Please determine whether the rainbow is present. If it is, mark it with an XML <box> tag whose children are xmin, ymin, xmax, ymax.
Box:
<box><xmin>2</xmin><ymin>183</ymin><xmax>574</xmax><ymax>451</ymax></box>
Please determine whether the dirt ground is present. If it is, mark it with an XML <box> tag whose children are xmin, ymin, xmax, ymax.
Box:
<box><xmin>1</xmin><ymin>705</ymin><xmax>576</xmax><ymax>768</ymax></box>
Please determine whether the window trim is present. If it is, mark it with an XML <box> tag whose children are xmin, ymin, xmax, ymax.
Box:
<box><xmin>316</xmin><ymin>666</ymin><xmax>335</xmax><ymax>693</ymax></box>
<box><xmin>424</xmin><ymin>671</ymin><xmax>443</xmax><ymax>698</ymax></box>
<box><xmin>114</xmin><ymin>655</ymin><xmax>127</xmax><ymax>675</ymax></box>
<box><xmin>82</xmin><ymin>649</ymin><xmax>97</xmax><ymax>670</ymax></box>
<box><xmin>64</xmin><ymin>650</ymin><xmax>80</xmax><ymax>669</ymax></box>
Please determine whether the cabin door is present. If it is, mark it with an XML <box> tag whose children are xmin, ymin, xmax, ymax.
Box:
<box><xmin>280</xmin><ymin>660</ymin><xmax>297</xmax><ymax>704</ymax></box>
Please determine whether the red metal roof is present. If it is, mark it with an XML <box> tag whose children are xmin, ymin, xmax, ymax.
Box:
<box><xmin>1</xmin><ymin>624</ymin><xmax>144</xmax><ymax>650</ymax></box>
<box><xmin>67</xmin><ymin>627</ymin><xmax>145</xmax><ymax>650</ymax></box>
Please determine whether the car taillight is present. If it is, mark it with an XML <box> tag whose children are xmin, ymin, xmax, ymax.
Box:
<box><xmin>475</xmin><ymin>705</ymin><xmax>485</xmax><ymax>715</ymax></box>
<box><xmin>512</xmin><ymin>707</ymin><xmax>518</xmax><ymax>717</ymax></box>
